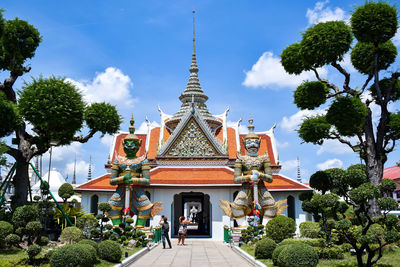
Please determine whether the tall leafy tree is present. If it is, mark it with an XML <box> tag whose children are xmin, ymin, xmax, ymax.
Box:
<box><xmin>0</xmin><ymin>10</ymin><xmax>122</xmax><ymax>207</ymax></box>
<box><xmin>281</xmin><ymin>1</ymin><xmax>399</xmax><ymax>216</ymax></box>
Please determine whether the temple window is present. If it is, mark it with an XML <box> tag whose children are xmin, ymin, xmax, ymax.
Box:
<box><xmin>287</xmin><ymin>195</ymin><xmax>295</xmax><ymax>220</ymax></box>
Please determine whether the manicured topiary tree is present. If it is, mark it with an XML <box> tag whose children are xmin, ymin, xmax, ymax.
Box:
<box><xmin>280</xmin><ymin>0</ymin><xmax>400</xmax><ymax>220</ymax></box>
<box><xmin>277</xmin><ymin>243</ymin><xmax>319</xmax><ymax>267</ymax></box>
<box><xmin>78</xmin><ymin>239</ymin><xmax>99</xmax><ymax>255</ymax></box>
<box><xmin>265</xmin><ymin>215</ymin><xmax>296</xmax><ymax>243</ymax></box>
<box><xmin>0</xmin><ymin>221</ymin><xmax>13</xmax><ymax>247</ymax></box>
<box><xmin>50</xmin><ymin>243</ymin><xmax>97</xmax><ymax>267</ymax></box>
<box><xmin>27</xmin><ymin>244</ymin><xmax>41</xmax><ymax>264</ymax></box>
<box><xmin>299</xmin><ymin>221</ymin><xmax>320</xmax><ymax>238</ymax></box>
<box><xmin>98</xmin><ymin>202</ymin><xmax>112</xmax><ymax>239</ymax></box>
<box><xmin>255</xmin><ymin>237</ymin><xmax>276</xmax><ymax>259</ymax></box>
<box><xmin>98</xmin><ymin>240</ymin><xmax>122</xmax><ymax>263</ymax></box>
<box><xmin>58</xmin><ymin>183</ymin><xmax>74</xmax><ymax>203</ymax></box>
<box><xmin>5</xmin><ymin>234</ymin><xmax>20</xmax><ymax>248</ymax></box>
<box><xmin>26</xmin><ymin>220</ymin><xmax>42</xmax><ymax>245</ymax></box>
<box><xmin>301</xmin><ymin>164</ymin><xmax>400</xmax><ymax>267</ymax></box>
<box><xmin>60</xmin><ymin>226</ymin><xmax>83</xmax><ymax>244</ymax></box>
<box><xmin>76</xmin><ymin>213</ymin><xmax>98</xmax><ymax>239</ymax></box>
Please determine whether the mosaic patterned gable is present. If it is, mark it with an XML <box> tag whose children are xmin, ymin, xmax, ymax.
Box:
<box><xmin>166</xmin><ymin>118</ymin><xmax>218</xmax><ymax>157</ymax></box>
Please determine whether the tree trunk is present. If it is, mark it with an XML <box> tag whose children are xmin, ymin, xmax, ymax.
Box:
<box><xmin>364</xmin><ymin>114</ymin><xmax>383</xmax><ymax>218</ymax></box>
<box><xmin>12</xmin><ymin>160</ymin><xmax>30</xmax><ymax>207</ymax></box>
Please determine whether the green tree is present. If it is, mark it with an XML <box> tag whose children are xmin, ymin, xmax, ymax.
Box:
<box><xmin>281</xmin><ymin>1</ymin><xmax>399</xmax><ymax>217</ymax></box>
<box><xmin>301</xmin><ymin>165</ymin><xmax>400</xmax><ymax>267</ymax></box>
<box><xmin>0</xmin><ymin>10</ymin><xmax>122</xmax><ymax>207</ymax></box>
<box><xmin>58</xmin><ymin>183</ymin><xmax>74</xmax><ymax>204</ymax></box>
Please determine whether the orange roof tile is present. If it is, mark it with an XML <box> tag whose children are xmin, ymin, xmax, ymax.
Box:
<box><xmin>227</xmin><ymin>127</ymin><xmax>237</xmax><ymax>159</ymax></box>
<box><xmin>147</xmin><ymin>128</ymin><xmax>160</xmax><ymax>159</ymax></box>
<box><xmin>216</xmin><ymin>127</ymin><xmax>223</xmax><ymax>142</ymax></box>
<box><xmin>163</xmin><ymin>126</ymin><xmax>171</xmax><ymax>143</ymax></box>
<box><xmin>76</xmin><ymin>170</ymin><xmax>310</xmax><ymax>191</ymax></box>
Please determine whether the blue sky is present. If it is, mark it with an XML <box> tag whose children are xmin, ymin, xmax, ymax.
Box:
<box><xmin>1</xmin><ymin>0</ymin><xmax>400</xmax><ymax>184</ymax></box>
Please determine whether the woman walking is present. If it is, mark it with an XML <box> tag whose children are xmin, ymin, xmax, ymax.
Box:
<box><xmin>177</xmin><ymin>216</ymin><xmax>190</xmax><ymax>246</ymax></box>
<box><xmin>159</xmin><ymin>216</ymin><xmax>172</xmax><ymax>249</ymax></box>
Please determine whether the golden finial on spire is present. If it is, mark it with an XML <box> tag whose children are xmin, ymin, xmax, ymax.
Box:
<box><xmin>245</xmin><ymin>113</ymin><xmax>259</xmax><ymax>140</ymax></box>
<box><xmin>129</xmin><ymin>114</ymin><xmax>136</xmax><ymax>135</ymax></box>
<box><xmin>193</xmin><ymin>8</ymin><xmax>196</xmax><ymax>55</ymax></box>
<box><xmin>248</xmin><ymin>113</ymin><xmax>255</xmax><ymax>133</ymax></box>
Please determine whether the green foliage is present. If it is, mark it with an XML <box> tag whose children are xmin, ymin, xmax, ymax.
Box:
<box><xmin>279</xmin><ymin>238</ymin><xmax>324</xmax><ymax>247</ymax></box>
<box><xmin>378</xmin><ymin>197</ymin><xmax>398</xmax><ymax>211</ymax></box>
<box><xmin>272</xmin><ymin>245</ymin><xmax>287</xmax><ymax>266</ymax></box>
<box><xmin>335</xmin><ymin>219</ymin><xmax>352</xmax><ymax>231</ymax></box>
<box><xmin>349</xmin><ymin>182</ymin><xmax>380</xmax><ymax>205</ymax></box>
<box><xmin>37</xmin><ymin>235</ymin><xmax>49</xmax><ymax>246</ymax></box>
<box><xmin>76</xmin><ymin>213</ymin><xmax>98</xmax><ymax>239</ymax></box>
<box><xmin>298</xmin><ymin>115</ymin><xmax>331</xmax><ymax>145</ymax></box>
<box><xmin>240</xmin><ymin>226</ymin><xmax>258</xmax><ymax>244</ymax></box>
<box><xmin>265</xmin><ymin>215</ymin><xmax>296</xmax><ymax>243</ymax></box>
<box><xmin>5</xmin><ymin>234</ymin><xmax>20</xmax><ymax>247</ymax></box>
<box><xmin>299</xmin><ymin>191</ymin><xmax>314</xmax><ymax>201</ymax></box>
<box><xmin>388</xmin><ymin>111</ymin><xmax>400</xmax><ymax>139</ymax></box>
<box><xmin>0</xmin><ymin>18</ymin><xmax>41</xmax><ymax>74</ymax></box>
<box><xmin>0</xmin><ymin>221</ymin><xmax>13</xmax><ymax>246</ymax></box>
<box><xmin>381</xmin><ymin>178</ymin><xmax>397</xmax><ymax>195</ymax></box>
<box><xmin>294</xmin><ymin>81</ymin><xmax>329</xmax><ymax>110</ymax></box>
<box><xmin>25</xmin><ymin>221</ymin><xmax>42</xmax><ymax>241</ymax></box>
<box><xmin>78</xmin><ymin>239</ymin><xmax>99</xmax><ymax>255</ymax></box>
<box><xmin>255</xmin><ymin>238</ymin><xmax>276</xmax><ymax>259</ymax></box>
<box><xmin>351</xmin><ymin>1</ymin><xmax>398</xmax><ymax>44</ymax></box>
<box><xmin>0</xmin><ymin>92</ymin><xmax>22</xmax><ymax>138</ymax></box>
<box><xmin>60</xmin><ymin>226</ymin><xmax>83</xmax><ymax>244</ymax></box>
<box><xmin>98</xmin><ymin>202</ymin><xmax>112</xmax><ymax>213</ymax></box>
<box><xmin>11</xmin><ymin>204</ymin><xmax>39</xmax><ymax>228</ymax></box>
<box><xmin>125</xmin><ymin>217</ymin><xmax>134</xmax><ymax>224</ymax></box>
<box><xmin>370</xmin><ymin>78</ymin><xmax>400</xmax><ymax>102</ymax></box>
<box><xmin>299</xmin><ymin>221</ymin><xmax>320</xmax><ymax>238</ymax></box>
<box><xmin>351</xmin><ymin>41</ymin><xmax>397</xmax><ymax>75</ymax></box>
<box><xmin>300</xmin><ymin>21</ymin><xmax>352</xmax><ymax>68</ymax></box>
<box><xmin>281</xmin><ymin>43</ymin><xmax>306</xmax><ymax>74</ymax></box>
<box><xmin>50</xmin><ymin>243</ymin><xmax>97</xmax><ymax>267</ymax></box>
<box><xmin>84</xmin><ymin>102</ymin><xmax>121</xmax><ymax>135</ymax></box>
<box><xmin>98</xmin><ymin>240</ymin><xmax>122</xmax><ymax>263</ymax></box>
<box><xmin>326</xmin><ymin>96</ymin><xmax>368</xmax><ymax>136</ymax></box>
<box><xmin>343</xmin><ymin>164</ymin><xmax>368</xmax><ymax>188</ymax></box>
<box><xmin>27</xmin><ymin>244</ymin><xmax>41</xmax><ymax>262</ymax></box>
<box><xmin>315</xmin><ymin>245</ymin><xmax>344</xmax><ymax>259</ymax></box>
<box><xmin>19</xmin><ymin>76</ymin><xmax>85</xmax><ymax>145</ymax></box>
<box><xmin>277</xmin><ymin>243</ymin><xmax>319</xmax><ymax>267</ymax></box>
<box><xmin>309</xmin><ymin>170</ymin><xmax>332</xmax><ymax>193</ymax></box>
<box><xmin>58</xmin><ymin>183</ymin><xmax>74</xmax><ymax>202</ymax></box>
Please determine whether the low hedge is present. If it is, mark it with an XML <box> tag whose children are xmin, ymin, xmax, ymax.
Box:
<box><xmin>78</xmin><ymin>239</ymin><xmax>99</xmax><ymax>255</ymax></box>
<box><xmin>0</xmin><ymin>221</ymin><xmax>13</xmax><ymax>246</ymax></box>
<box><xmin>272</xmin><ymin>245</ymin><xmax>287</xmax><ymax>266</ymax></box>
<box><xmin>277</xmin><ymin>243</ymin><xmax>319</xmax><ymax>267</ymax></box>
<box><xmin>299</xmin><ymin>221</ymin><xmax>320</xmax><ymax>238</ymax></box>
<box><xmin>255</xmin><ymin>237</ymin><xmax>276</xmax><ymax>259</ymax></box>
<box><xmin>279</xmin><ymin>238</ymin><xmax>324</xmax><ymax>247</ymax></box>
<box><xmin>98</xmin><ymin>240</ymin><xmax>122</xmax><ymax>263</ymax></box>
<box><xmin>315</xmin><ymin>245</ymin><xmax>344</xmax><ymax>259</ymax></box>
<box><xmin>50</xmin><ymin>243</ymin><xmax>97</xmax><ymax>267</ymax></box>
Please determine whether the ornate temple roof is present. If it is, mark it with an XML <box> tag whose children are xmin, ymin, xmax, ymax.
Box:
<box><xmin>165</xmin><ymin>10</ymin><xmax>221</xmax><ymax>130</ymax></box>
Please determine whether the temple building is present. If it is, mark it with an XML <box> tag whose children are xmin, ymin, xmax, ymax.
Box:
<box><xmin>75</xmin><ymin>13</ymin><xmax>312</xmax><ymax>240</ymax></box>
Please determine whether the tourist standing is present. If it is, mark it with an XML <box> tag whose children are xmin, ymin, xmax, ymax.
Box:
<box><xmin>159</xmin><ymin>216</ymin><xmax>172</xmax><ymax>249</ymax></box>
<box><xmin>177</xmin><ymin>216</ymin><xmax>190</xmax><ymax>246</ymax></box>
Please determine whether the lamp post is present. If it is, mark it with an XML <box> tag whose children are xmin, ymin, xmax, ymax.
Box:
<box><xmin>352</xmin><ymin>144</ymin><xmax>363</xmax><ymax>165</ymax></box>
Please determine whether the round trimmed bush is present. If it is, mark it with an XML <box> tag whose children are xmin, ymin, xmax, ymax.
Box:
<box><xmin>255</xmin><ymin>238</ymin><xmax>276</xmax><ymax>259</ymax></box>
<box><xmin>98</xmin><ymin>240</ymin><xmax>122</xmax><ymax>263</ymax></box>
<box><xmin>11</xmin><ymin>205</ymin><xmax>39</xmax><ymax>228</ymax></box>
<box><xmin>50</xmin><ymin>243</ymin><xmax>97</xmax><ymax>267</ymax></box>
<box><xmin>299</xmin><ymin>221</ymin><xmax>320</xmax><ymax>238</ymax></box>
<box><xmin>26</xmin><ymin>221</ymin><xmax>42</xmax><ymax>238</ymax></box>
<box><xmin>27</xmin><ymin>244</ymin><xmax>42</xmax><ymax>262</ymax></box>
<box><xmin>60</xmin><ymin>226</ymin><xmax>82</xmax><ymax>244</ymax></box>
<box><xmin>78</xmin><ymin>239</ymin><xmax>99</xmax><ymax>255</ymax></box>
<box><xmin>5</xmin><ymin>234</ymin><xmax>20</xmax><ymax>247</ymax></box>
<box><xmin>279</xmin><ymin>238</ymin><xmax>323</xmax><ymax>248</ymax></box>
<box><xmin>315</xmin><ymin>245</ymin><xmax>344</xmax><ymax>259</ymax></box>
<box><xmin>37</xmin><ymin>235</ymin><xmax>49</xmax><ymax>246</ymax></box>
<box><xmin>265</xmin><ymin>215</ymin><xmax>296</xmax><ymax>243</ymax></box>
<box><xmin>272</xmin><ymin>245</ymin><xmax>288</xmax><ymax>266</ymax></box>
<box><xmin>0</xmin><ymin>221</ymin><xmax>13</xmax><ymax>244</ymax></box>
<box><xmin>277</xmin><ymin>243</ymin><xmax>319</xmax><ymax>267</ymax></box>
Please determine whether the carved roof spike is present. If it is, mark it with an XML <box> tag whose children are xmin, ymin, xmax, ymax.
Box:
<box><xmin>125</xmin><ymin>114</ymin><xmax>139</xmax><ymax>140</ymax></box>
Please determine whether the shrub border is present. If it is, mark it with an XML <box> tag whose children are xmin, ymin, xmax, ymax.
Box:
<box><xmin>231</xmin><ymin>245</ymin><xmax>266</xmax><ymax>267</ymax></box>
<box><xmin>113</xmin><ymin>242</ymin><xmax>159</xmax><ymax>267</ymax></box>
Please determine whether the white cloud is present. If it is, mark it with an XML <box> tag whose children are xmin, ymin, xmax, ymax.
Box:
<box><xmin>393</xmin><ymin>30</ymin><xmax>400</xmax><ymax>46</ymax></box>
<box><xmin>306</xmin><ymin>0</ymin><xmax>349</xmax><ymax>25</ymax></box>
<box><xmin>101</xmin><ymin>135</ymin><xmax>114</xmax><ymax>147</ymax></box>
<box><xmin>243</xmin><ymin>52</ymin><xmax>327</xmax><ymax>89</ymax></box>
<box><xmin>281</xmin><ymin>159</ymin><xmax>298</xmax><ymax>172</ymax></box>
<box><xmin>280</xmin><ymin>109</ymin><xmax>326</xmax><ymax>133</ymax></box>
<box><xmin>339</xmin><ymin>53</ymin><xmax>356</xmax><ymax>73</ymax></box>
<box><xmin>42</xmin><ymin>142</ymin><xmax>83</xmax><ymax>162</ymax></box>
<box><xmin>227</xmin><ymin>120</ymin><xmax>249</xmax><ymax>134</ymax></box>
<box><xmin>135</xmin><ymin>121</ymin><xmax>161</xmax><ymax>134</ymax></box>
<box><xmin>276</xmin><ymin>139</ymin><xmax>289</xmax><ymax>148</ymax></box>
<box><xmin>317</xmin><ymin>158</ymin><xmax>343</xmax><ymax>170</ymax></box>
<box><xmin>317</xmin><ymin>139</ymin><xmax>353</xmax><ymax>155</ymax></box>
<box><xmin>64</xmin><ymin>160</ymin><xmax>92</xmax><ymax>179</ymax></box>
<box><xmin>67</xmin><ymin>67</ymin><xmax>137</xmax><ymax>108</ymax></box>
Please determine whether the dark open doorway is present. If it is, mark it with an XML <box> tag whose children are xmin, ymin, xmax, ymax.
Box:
<box><xmin>172</xmin><ymin>192</ymin><xmax>211</xmax><ymax>238</ymax></box>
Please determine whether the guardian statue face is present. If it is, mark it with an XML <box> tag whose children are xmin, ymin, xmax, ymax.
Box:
<box><xmin>245</xmin><ymin>138</ymin><xmax>260</xmax><ymax>156</ymax></box>
<box><xmin>123</xmin><ymin>139</ymin><xmax>141</xmax><ymax>158</ymax></box>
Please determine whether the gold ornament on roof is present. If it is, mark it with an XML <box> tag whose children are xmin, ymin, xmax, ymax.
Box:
<box><xmin>125</xmin><ymin>114</ymin><xmax>139</xmax><ymax>141</ymax></box>
<box><xmin>245</xmin><ymin>114</ymin><xmax>260</xmax><ymax>140</ymax></box>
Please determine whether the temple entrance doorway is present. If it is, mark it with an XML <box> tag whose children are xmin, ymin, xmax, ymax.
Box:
<box><xmin>172</xmin><ymin>192</ymin><xmax>211</xmax><ymax>238</ymax></box>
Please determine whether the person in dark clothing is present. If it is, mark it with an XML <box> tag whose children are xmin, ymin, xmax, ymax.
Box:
<box><xmin>159</xmin><ymin>216</ymin><xmax>172</xmax><ymax>249</ymax></box>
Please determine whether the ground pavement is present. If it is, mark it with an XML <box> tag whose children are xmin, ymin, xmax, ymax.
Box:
<box><xmin>129</xmin><ymin>239</ymin><xmax>252</xmax><ymax>267</ymax></box>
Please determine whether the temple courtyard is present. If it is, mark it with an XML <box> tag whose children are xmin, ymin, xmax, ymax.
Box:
<box><xmin>129</xmin><ymin>239</ymin><xmax>251</xmax><ymax>267</ymax></box>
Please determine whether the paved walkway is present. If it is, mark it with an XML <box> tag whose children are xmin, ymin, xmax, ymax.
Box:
<box><xmin>129</xmin><ymin>239</ymin><xmax>252</xmax><ymax>267</ymax></box>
